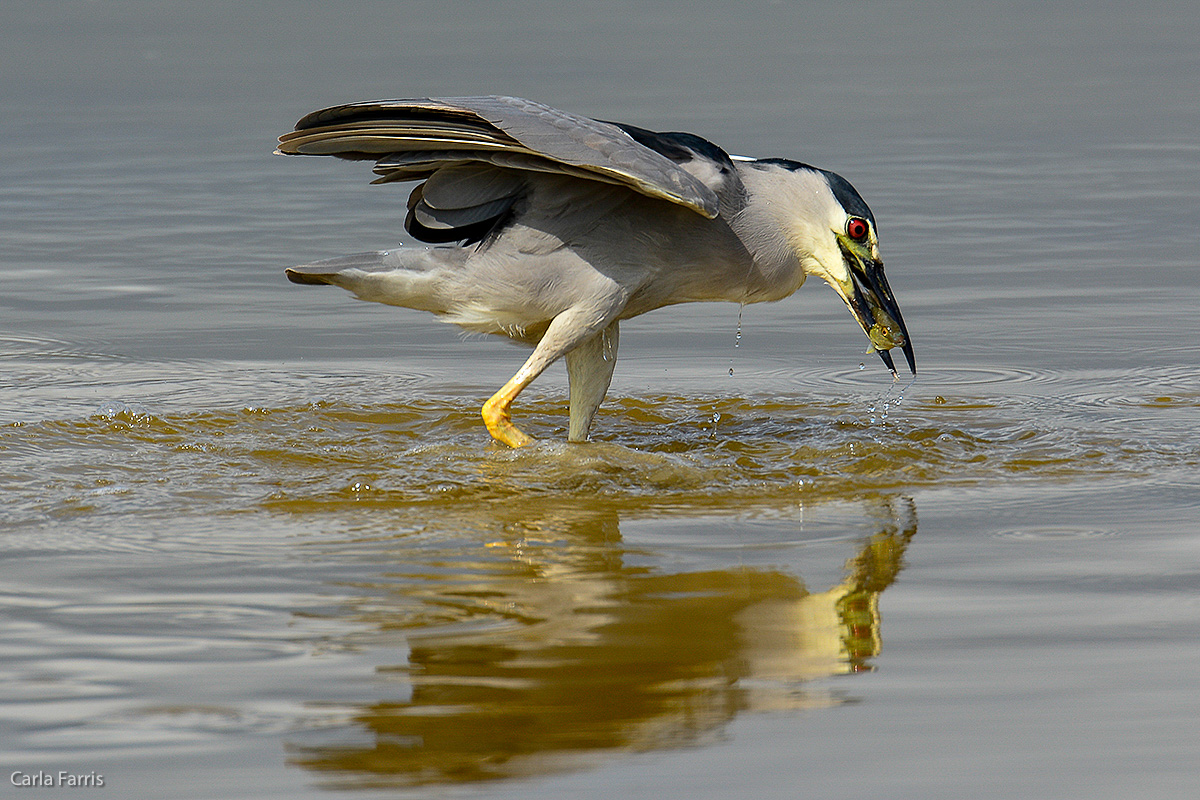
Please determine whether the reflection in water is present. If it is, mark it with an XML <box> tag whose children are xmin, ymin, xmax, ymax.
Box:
<box><xmin>289</xmin><ymin>498</ymin><xmax>916</xmax><ymax>788</ymax></box>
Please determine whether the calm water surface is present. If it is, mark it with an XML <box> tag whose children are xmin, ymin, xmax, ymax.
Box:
<box><xmin>2</xmin><ymin>2</ymin><xmax>1198</xmax><ymax>798</ymax></box>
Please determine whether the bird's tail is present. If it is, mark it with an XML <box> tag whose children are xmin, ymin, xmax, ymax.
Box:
<box><xmin>285</xmin><ymin>247</ymin><xmax>466</xmax><ymax>313</ymax></box>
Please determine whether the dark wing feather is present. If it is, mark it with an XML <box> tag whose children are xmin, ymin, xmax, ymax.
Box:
<box><xmin>403</xmin><ymin>165</ymin><xmax>522</xmax><ymax>244</ymax></box>
<box><xmin>405</xmin><ymin>164</ymin><xmax>523</xmax><ymax>243</ymax></box>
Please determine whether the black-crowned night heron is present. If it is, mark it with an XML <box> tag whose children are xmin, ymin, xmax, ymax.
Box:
<box><xmin>279</xmin><ymin>96</ymin><xmax>914</xmax><ymax>447</ymax></box>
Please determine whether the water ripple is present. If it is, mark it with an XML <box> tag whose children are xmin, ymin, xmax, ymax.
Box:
<box><xmin>993</xmin><ymin>526</ymin><xmax>1118</xmax><ymax>541</ymax></box>
<box><xmin>0</xmin><ymin>333</ymin><xmax>128</xmax><ymax>362</ymax></box>
<box><xmin>0</xmin><ymin>386</ymin><xmax>1188</xmax><ymax>528</ymax></box>
<box><xmin>815</xmin><ymin>364</ymin><xmax>1058</xmax><ymax>389</ymax></box>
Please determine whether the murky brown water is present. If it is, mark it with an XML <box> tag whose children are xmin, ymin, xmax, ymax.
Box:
<box><xmin>3</xmin><ymin>1</ymin><xmax>1199</xmax><ymax>797</ymax></box>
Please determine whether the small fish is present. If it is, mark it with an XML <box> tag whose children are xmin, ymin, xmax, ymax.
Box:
<box><xmin>865</xmin><ymin>309</ymin><xmax>905</xmax><ymax>353</ymax></box>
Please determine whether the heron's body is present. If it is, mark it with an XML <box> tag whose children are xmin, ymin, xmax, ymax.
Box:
<box><xmin>280</xmin><ymin>96</ymin><xmax>914</xmax><ymax>446</ymax></box>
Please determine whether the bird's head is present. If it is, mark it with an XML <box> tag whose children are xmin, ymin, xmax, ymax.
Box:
<box><xmin>745</xmin><ymin>159</ymin><xmax>915</xmax><ymax>376</ymax></box>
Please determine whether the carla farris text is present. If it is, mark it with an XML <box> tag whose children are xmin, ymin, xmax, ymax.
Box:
<box><xmin>11</xmin><ymin>771</ymin><xmax>105</xmax><ymax>788</ymax></box>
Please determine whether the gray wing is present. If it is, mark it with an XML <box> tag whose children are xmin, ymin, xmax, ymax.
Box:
<box><xmin>277</xmin><ymin>95</ymin><xmax>722</xmax><ymax>219</ymax></box>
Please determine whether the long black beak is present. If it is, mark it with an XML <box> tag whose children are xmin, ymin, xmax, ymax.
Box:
<box><xmin>841</xmin><ymin>244</ymin><xmax>916</xmax><ymax>376</ymax></box>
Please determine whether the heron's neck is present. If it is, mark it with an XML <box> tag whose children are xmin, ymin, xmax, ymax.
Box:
<box><xmin>728</xmin><ymin>210</ymin><xmax>807</xmax><ymax>303</ymax></box>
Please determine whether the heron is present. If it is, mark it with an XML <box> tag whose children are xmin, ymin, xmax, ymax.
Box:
<box><xmin>278</xmin><ymin>96</ymin><xmax>914</xmax><ymax>447</ymax></box>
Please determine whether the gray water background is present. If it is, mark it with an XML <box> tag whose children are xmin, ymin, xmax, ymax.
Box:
<box><xmin>2</xmin><ymin>1</ymin><xmax>1198</xmax><ymax>798</ymax></box>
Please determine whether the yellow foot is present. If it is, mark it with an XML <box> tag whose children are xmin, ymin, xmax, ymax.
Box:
<box><xmin>481</xmin><ymin>400</ymin><xmax>534</xmax><ymax>448</ymax></box>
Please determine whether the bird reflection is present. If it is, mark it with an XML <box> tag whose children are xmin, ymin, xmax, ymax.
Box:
<box><xmin>288</xmin><ymin>497</ymin><xmax>916</xmax><ymax>787</ymax></box>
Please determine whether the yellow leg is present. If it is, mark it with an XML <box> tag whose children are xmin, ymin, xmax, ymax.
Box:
<box><xmin>481</xmin><ymin>376</ymin><xmax>534</xmax><ymax>448</ymax></box>
<box><xmin>481</xmin><ymin>355</ymin><xmax>547</xmax><ymax>447</ymax></box>
<box><xmin>479</xmin><ymin>300</ymin><xmax>625</xmax><ymax>447</ymax></box>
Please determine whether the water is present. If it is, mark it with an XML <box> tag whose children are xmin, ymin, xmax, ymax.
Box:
<box><xmin>2</xmin><ymin>1</ymin><xmax>1199</xmax><ymax>797</ymax></box>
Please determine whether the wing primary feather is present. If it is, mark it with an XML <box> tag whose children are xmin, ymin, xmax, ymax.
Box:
<box><xmin>279</xmin><ymin>96</ymin><xmax>722</xmax><ymax>217</ymax></box>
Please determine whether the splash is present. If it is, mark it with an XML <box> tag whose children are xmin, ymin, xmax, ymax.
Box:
<box><xmin>867</xmin><ymin>372</ymin><xmax>918</xmax><ymax>426</ymax></box>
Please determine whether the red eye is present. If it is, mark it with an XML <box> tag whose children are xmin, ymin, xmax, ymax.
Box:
<box><xmin>846</xmin><ymin>217</ymin><xmax>869</xmax><ymax>241</ymax></box>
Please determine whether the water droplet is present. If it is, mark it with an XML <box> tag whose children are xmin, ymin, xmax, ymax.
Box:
<box><xmin>97</xmin><ymin>401</ymin><xmax>123</xmax><ymax>418</ymax></box>
<box><xmin>858</xmin><ymin>363</ymin><xmax>866</xmax><ymax>370</ymax></box>
<box><xmin>711</xmin><ymin>412</ymin><xmax>721</xmax><ymax>424</ymax></box>
<box><xmin>728</xmin><ymin>304</ymin><xmax>745</xmax><ymax>375</ymax></box>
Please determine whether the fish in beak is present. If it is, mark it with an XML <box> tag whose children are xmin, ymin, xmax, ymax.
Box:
<box><xmin>837</xmin><ymin>240</ymin><xmax>916</xmax><ymax>376</ymax></box>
